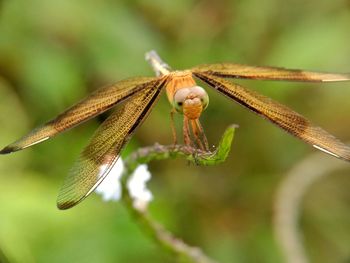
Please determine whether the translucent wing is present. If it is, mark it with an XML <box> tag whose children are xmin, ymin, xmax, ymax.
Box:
<box><xmin>194</xmin><ymin>73</ymin><xmax>350</xmax><ymax>161</ymax></box>
<box><xmin>192</xmin><ymin>63</ymin><xmax>350</xmax><ymax>82</ymax></box>
<box><xmin>0</xmin><ymin>77</ymin><xmax>157</xmax><ymax>154</ymax></box>
<box><xmin>57</xmin><ymin>77</ymin><xmax>166</xmax><ymax>209</ymax></box>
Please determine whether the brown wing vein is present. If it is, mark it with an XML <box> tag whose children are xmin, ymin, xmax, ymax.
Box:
<box><xmin>0</xmin><ymin>77</ymin><xmax>158</xmax><ymax>154</ymax></box>
<box><xmin>192</xmin><ymin>63</ymin><xmax>350</xmax><ymax>82</ymax></box>
<box><xmin>194</xmin><ymin>72</ymin><xmax>350</xmax><ymax>161</ymax></box>
<box><xmin>57</xmin><ymin>77</ymin><xmax>166</xmax><ymax>209</ymax></box>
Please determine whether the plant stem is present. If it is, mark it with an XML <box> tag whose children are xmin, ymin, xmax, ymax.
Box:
<box><xmin>120</xmin><ymin>125</ymin><xmax>237</xmax><ymax>262</ymax></box>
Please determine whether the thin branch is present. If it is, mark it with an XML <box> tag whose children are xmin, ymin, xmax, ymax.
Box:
<box><xmin>120</xmin><ymin>125</ymin><xmax>237</xmax><ymax>263</ymax></box>
<box><xmin>121</xmin><ymin>189</ymin><xmax>218</xmax><ymax>263</ymax></box>
<box><xmin>273</xmin><ymin>152</ymin><xmax>349</xmax><ymax>263</ymax></box>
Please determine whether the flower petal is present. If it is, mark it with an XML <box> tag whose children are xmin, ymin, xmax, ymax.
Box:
<box><xmin>95</xmin><ymin>158</ymin><xmax>124</xmax><ymax>202</ymax></box>
<box><xmin>127</xmin><ymin>164</ymin><xmax>153</xmax><ymax>211</ymax></box>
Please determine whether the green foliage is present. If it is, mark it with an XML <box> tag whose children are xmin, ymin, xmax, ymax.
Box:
<box><xmin>0</xmin><ymin>0</ymin><xmax>350</xmax><ymax>262</ymax></box>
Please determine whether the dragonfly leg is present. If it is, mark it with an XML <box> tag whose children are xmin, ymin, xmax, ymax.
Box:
<box><xmin>170</xmin><ymin>109</ymin><xmax>178</xmax><ymax>146</ymax></box>
<box><xmin>183</xmin><ymin>116</ymin><xmax>193</xmax><ymax>149</ymax></box>
<box><xmin>195</xmin><ymin>119</ymin><xmax>209</xmax><ymax>151</ymax></box>
<box><xmin>190</xmin><ymin>119</ymin><xmax>206</xmax><ymax>151</ymax></box>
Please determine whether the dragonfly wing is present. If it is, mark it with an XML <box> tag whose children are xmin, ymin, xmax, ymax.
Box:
<box><xmin>0</xmin><ymin>77</ymin><xmax>158</xmax><ymax>154</ymax></box>
<box><xmin>194</xmin><ymin>73</ymin><xmax>350</xmax><ymax>161</ymax></box>
<box><xmin>192</xmin><ymin>63</ymin><xmax>350</xmax><ymax>82</ymax></box>
<box><xmin>57</xmin><ymin>77</ymin><xmax>166</xmax><ymax>209</ymax></box>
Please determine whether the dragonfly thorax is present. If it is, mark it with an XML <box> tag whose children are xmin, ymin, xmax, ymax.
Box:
<box><xmin>173</xmin><ymin>86</ymin><xmax>209</xmax><ymax>119</ymax></box>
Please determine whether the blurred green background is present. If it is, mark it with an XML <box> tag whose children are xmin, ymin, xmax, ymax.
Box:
<box><xmin>1</xmin><ymin>0</ymin><xmax>350</xmax><ymax>262</ymax></box>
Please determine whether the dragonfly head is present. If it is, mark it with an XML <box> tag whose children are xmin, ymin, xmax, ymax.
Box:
<box><xmin>173</xmin><ymin>86</ymin><xmax>209</xmax><ymax>120</ymax></box>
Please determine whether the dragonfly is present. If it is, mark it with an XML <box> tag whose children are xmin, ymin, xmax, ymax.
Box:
<box><xmin>1</xmin><ymin>50</ymin><xmax>350</xmax><ymax>209</ymax></box>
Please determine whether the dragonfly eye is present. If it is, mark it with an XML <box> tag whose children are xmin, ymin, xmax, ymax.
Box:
<box><xmin>174</xmin><ymin>101</ymin><xmax>184</xmax><ymax>113</ymax></box>
<box><xmin>199</xmin><ymin>92</ymin><xmax>209</xmax><ymax>110</ymax></box>
<box><xmin>191</xmin><ymin>86</ymin><xmax>209</xmax><ymax>110</ymax></box>
<box><xmin>173</xmin><ymin>86</ymin><xmax>209</xmax><ymax>114</ymax></box>
<box><xmin>173</xmin><ymin>88</ymin><xmax>190</xmax><ymax>113</ymax></box>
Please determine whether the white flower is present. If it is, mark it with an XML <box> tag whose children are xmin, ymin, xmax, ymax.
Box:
<box><xmin>127</xmin><ymin>164</ymin><xmax>153</xmax><ymax>212</ymax></box>
<box><xmin>95</xmin><ymin>158</ymin><xmax>153</xmax><ymax>211</ymax></box>
<box><xmin>95</xmin><ymin>158</ymin><xmax>124</xmax><ymax>201</ymax></box>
